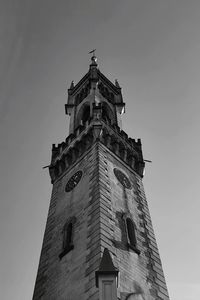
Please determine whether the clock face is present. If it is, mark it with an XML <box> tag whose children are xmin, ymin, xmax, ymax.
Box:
<box><xmin>65</xmin><ymin>170</ymin><xmax>83</xmax><ymax>192</ymax></box>
<box><xmin>113</xmin><ymin>168</ymin><xmax>131</xmax><ymax>189</ymax></box>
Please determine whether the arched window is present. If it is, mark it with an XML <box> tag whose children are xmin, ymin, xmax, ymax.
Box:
<box><xmin>82</xmin><ymin>105</ymin><xmax>90</xmax><ymax>123</ymax></box>
<box><xmin>102</xmin><ymin>105</ymin><xmax>111</xmax><ymax>123</ymax></box>
<box><xmin>59</xmin><ymin>217</ymin><xmax>76</xmax><ymax>259</ymax></box>
<box><xmin>125</xmin><ymin>217</ymin><xmax>140</xmax><ymax>255</ymax></box>
<box><xmin>101</xmin><ymin>102</ymin><xmax>114</xmax><ymax>124</ymax></box>
<box><xmin>126</xmin><ymin>218</ymin><xmax>137</xmax><ymax>247</ymax></box>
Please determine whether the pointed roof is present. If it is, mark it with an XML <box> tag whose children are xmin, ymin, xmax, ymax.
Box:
<box><xmin>67</xmin><ymin>57</ymin><xmax>122</xmax><ymax>98</ymax></box>
<box><xmin>95</xmin><ymin>248</ymin><xmax>119</xmax><ymax>287</ymax></box>
<box><xmin>98</xmin><ymin>248</ymin><xmax>117</xmax><ymax>272</ymax></box>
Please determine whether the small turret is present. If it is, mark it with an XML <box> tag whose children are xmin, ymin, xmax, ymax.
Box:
<box><xmin>70</xmin><ymin>80</ymin><xmax>74</xmax><ymax>89</ymax></box>
<box><xmin>96</xmin><ymin>248</ymin><xmax>118</xmax><ymax>300</ymax></box>
<box><xmin>115</xmin><ymin>79</ymin><xmax>120</xmax><ymax>88</ymax></box>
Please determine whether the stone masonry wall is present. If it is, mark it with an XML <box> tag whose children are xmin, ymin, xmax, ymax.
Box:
<box><xmin>33</xmin><ymin>140</ymin><xmax>169</xmax><ymax>300</ymax></box>
<box><xmin>97</xmin><ymin>142</ymin><xmax>169</xmax><ymax>300</ymax></box>
<box><xmin>85</xmin><ymin>142</ymin><xmax>114</xmax><ymax>300</ymax></box>
<box><xmin>33</xmin><ymin>144</ymin><xmax>101</xmax><ymax>300</ymax></box>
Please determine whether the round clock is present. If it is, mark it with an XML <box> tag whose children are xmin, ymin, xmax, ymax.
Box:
<box><xmin>65</xmin><ymin>170</ymin><xmax>83</xmax><ymax>192</ymax></box>
<box><xmin>113</xmin><ymin>168</ymin><xmax>131</xmax><ymax>189</ymax></box>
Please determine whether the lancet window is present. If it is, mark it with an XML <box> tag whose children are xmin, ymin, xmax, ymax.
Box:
<box><xmin>124</xmin><ymin>216</ymin><xmax>140</xmax><ymax>255</ymax></box>
<box><xmin>59</xmin><ymin>217</ymin><xmax>76</xmax><ymax>259</ymax></box>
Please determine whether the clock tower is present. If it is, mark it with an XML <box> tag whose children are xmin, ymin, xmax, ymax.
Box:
<box><xmin>33</xmin><ymin>56</ymin><xmax>170</xmax><ymax>300</ymax></box>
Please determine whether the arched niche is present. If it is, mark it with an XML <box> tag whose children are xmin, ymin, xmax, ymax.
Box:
<box><xmin>101</xmin><ymin>101</ymin><xmax>115</xmax><ymax>124</ymax></box>
<box><xmin>76</xmin><ymin>102</ymin><xmax>91</xmax><ymax>128</ymax></box>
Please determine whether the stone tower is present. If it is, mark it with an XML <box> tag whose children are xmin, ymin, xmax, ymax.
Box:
<box><xmin>33</xmin><ymin>56</ymin><xmax>170</xmax><ymax>300</ymax></box>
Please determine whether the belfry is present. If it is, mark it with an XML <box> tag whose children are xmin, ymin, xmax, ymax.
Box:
<box><xmin>33</xmin><ymin>55</ymin><xmax>170</xmax><ymax>300</ymax></box>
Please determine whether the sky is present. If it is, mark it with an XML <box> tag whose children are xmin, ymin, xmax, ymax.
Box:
<box><xmin>0</xmin><ymin>0</ymin><xmax>200</xmax><ymax>299</ymax></box>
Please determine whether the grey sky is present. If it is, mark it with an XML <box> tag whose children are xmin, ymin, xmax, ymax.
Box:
<box><xmin>0</xmin><ymin>1</ymin><xmax>200</xmax><ymax>299</ymax></box>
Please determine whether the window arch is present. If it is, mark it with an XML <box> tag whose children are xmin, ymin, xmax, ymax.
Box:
<box><xmin>102</xmin><ymin>105</ymin><xmax>111</xmax><ymax>124</ymax></box>
<box><xmin>59</xmin><ymin>217</ymin><xmax>76</xmax><ymax>259</ymax></box>
<box><xmin>76</xmin><ymin>103</ymin><xmax>91</xmax><ymax>129</ymax></box>
<box><xmin>124</xmin><ymin>216</ymin><xmax>140</xmax><ymax>255</ymax></box>
<box><xmin>81</xmin><ymin>105</ymin><xmax>90</xmax><ymax>124</ymax></box>
<box><xmin>101</xmin><ymin>102</ymin><xmax>115</xmax><ymax>125</ymax></box>
<box><xmin>126</xmin><ymin>218</ymin><xmax>137</xmax><ymax>248</ymax></box>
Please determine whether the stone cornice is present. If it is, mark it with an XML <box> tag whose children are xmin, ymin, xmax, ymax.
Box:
<box><xmin>49</xmin><ymin>119</ymin><xmax>145</xmax><ymax>184</ymax></box>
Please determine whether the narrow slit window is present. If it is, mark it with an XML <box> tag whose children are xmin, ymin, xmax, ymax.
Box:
<box><xmin>63</xmin><ymin>222</ymin><xmax>73</xmax><ymax>250</ymax></box>
<box><xmin>126</xmin><ymin>218</ymin><xmax>137</xmax><ymax>247</ymax></box>
<box><xmin>126</xmin><ymin>218</ymin><xmax>140</xmax><ymax>255</ymax></box>
<box><xmin>59</xmin><ymin>218</ymin><xmax>76</xmax><ymax>259</ymax></box>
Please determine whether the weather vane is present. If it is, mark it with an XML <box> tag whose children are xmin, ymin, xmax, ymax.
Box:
<box><xmin>89</xmin><ymin>49</ymin><xmax>96</xmax><ymax>57</ymax></box>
